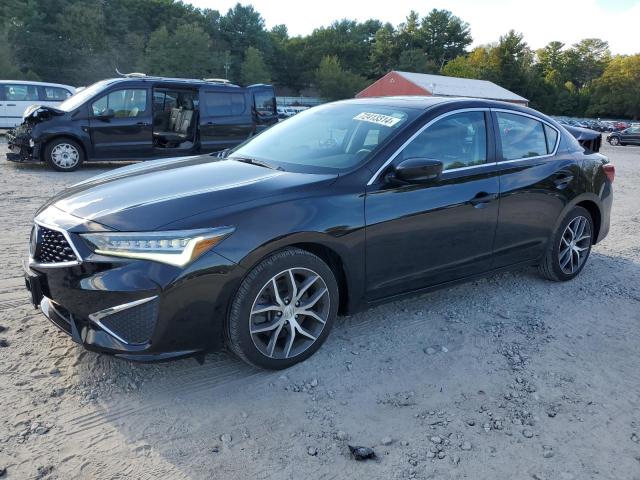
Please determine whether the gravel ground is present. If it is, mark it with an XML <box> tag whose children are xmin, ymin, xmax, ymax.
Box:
<box><xmin>0</xmin><ymin>140</ymin><xmax>639</xmax><ymax>480</ymax></box>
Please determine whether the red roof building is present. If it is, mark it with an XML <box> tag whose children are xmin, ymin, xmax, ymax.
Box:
<box><xmin>356</xmin><ymin>71</ymin><xmax>528</xmax><ymax>106</ymax></box>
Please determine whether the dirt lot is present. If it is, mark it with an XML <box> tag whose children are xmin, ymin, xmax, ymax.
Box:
<box><xmin>0</xmin><ymin>140</ymin><xmax>639</xmax><ymax>480</ymax></box>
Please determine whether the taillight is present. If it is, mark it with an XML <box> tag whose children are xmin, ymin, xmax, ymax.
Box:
<box><xmin>603</xmin><ymin>164</ymin><xmax>615</xmax><ymax>183</ymax></box>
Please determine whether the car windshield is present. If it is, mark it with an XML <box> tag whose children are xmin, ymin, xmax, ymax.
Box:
<box><xmin>57</xmin><ymin>80</ymin><xmax>111</xmax><ymax>112</ymax></box>
<box><xmin>229</xmin><ymin>103</ymin><xmax>419</xmax><ymax>173</ymax></box>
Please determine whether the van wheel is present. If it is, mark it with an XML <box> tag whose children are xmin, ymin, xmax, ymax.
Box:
<box><xmin>45</xmin><ymin>138</ymin><xmax>84</xmax><ymax>171</ymax></box>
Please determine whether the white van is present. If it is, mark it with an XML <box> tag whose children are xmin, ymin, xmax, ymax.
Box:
<box><xmin>0</xmin><ymin>80</ymin><xmax>76</xmax><ymax>128</ymax></box>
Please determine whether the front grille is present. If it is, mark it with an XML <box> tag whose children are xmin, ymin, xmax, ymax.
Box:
<box><xmin>34</xmin><ymin>226</ymin><xmax>78</xmax><ymax>264</ymax></box>
<box><xmin>98</xmin><ymin>299</ymin><xmax>159</xmax><ymax>345</ymax></box>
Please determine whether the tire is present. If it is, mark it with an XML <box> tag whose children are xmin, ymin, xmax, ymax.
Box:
<box><xmin>609</xmin><ymin>136</ymin><xmax>620</xmax><ymax>146</ymax></box>
<box><xmin>226</xmin><ymin>248</ymin><xmax>339</xmax><ymax>369</ymax></box>
<box><xmin>44</xmin><ymin>138</ymin><xmax>84</xmax><ymax>171</ymax></box>
<box><xmin>539</xmin><ymin>206</ymin><xmax>594</xmax><ymax>282</ymax></box>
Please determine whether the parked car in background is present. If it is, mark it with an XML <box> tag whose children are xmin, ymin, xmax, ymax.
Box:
<box><xmin>24</xmin><ymin>97</ymin><xmax>613</xmax><ymax>369</ymax></box>
<box><xmin>0</xmin><ymin>80</ymin><xmax>75</xmax><ymax>128</ymax></box>
<box><xmin>6</xmin><ymin>75</ymin><xmax>277</xmax><ymax>171</ymax></box>
<box><xmin>607</xmin><ymin>126</ymin><xmax>640</xmax><ymax>146</ymax></box>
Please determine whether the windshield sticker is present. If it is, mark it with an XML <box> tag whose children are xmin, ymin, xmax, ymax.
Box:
<box><xmin>353</xmin><ymin>112</ymin><xmax>402</xmax><ymax>127</ymax></box>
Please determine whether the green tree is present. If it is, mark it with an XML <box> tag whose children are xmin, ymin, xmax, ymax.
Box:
<box><xmin>565</xmin><ymin>38</ymin><xmax>611</xmax><ymax>88</ymax></box>
<box><xmin>315</xmin><ymin>55</ymin><xmax>366</xmax><ymax>100</ymax></box>
<box><xmin>419</xmin><ymin>9</ymin><xmax>472</xmax><ymax>69</ymax></box>
<box><xmin>143</xmin><ymin>23</ymin><xmax>219</xmax><ymax>78</ymax></box>
<box><xmin>369</xmin><ymin>23</ymin><xmax>399</xmax><ymax>76</ymax></box>
<box><xmin>241</xmin><ymin>46</ymin><xmax>271</xmax><ymax>84</ymax></box>
<box><xmin>589</xmin><ymin>54</ymin><xmax>640</xmax><ymax>119</ymax></box>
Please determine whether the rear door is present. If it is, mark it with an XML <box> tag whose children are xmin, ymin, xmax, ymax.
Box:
<box><xmin>199</xmin><ymin>89</ymin><xmax>254</xmax><ymax>152</ymax></box>
<box><xmin>2</xmin><ymin>83</ymin><xmax>39</xmax><ymax>127</ymax></box>
<box><xmin>492</xmin><ymin>109</ymin><xmax>578</xmax><ymax>268</ymax></box>
<box><xmin>88</xmin><ymin>87</ymin><xmax>153</xmax><ymax>159</ymax></box>
<box><xmin>247</xmin><ymin>85</ymin><xmax>278</xmax><ymax>133</ymax></box>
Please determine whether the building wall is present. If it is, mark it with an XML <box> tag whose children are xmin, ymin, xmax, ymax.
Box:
<box><xmin>356</xmin><ymin>71</ymin><xmax>429</xmax><ymax>98</ymax></box>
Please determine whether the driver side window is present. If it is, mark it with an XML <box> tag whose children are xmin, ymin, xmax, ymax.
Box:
<box><xmin>401</xmin><ymin>111</ymin><xmax>487</xmax><ymax>171</ymax></box>
<box><xmin>91</xmin><ymin>89</ymin><xmax>147</xmax><ymax>117</ymax></box>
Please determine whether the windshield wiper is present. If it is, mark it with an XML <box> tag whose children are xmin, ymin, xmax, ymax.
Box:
<box><xmin>230</xmin><ymin>156</ymin><xmax>284</xmax><ymax>171</ymax></box>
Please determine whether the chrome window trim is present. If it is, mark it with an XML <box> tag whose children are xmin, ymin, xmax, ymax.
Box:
<box><xmin>29</xmin><ymin>220</ymin><xmax>83</xmax><ymax>268</ymax></box>
<box><xmin>491</xmin><ymin>108</ymin><xmax>561</xmax><ymax>161</ymax></box>
<box><xmin>366</xmin><ymin>108</ymin><xmax>491</xmax><ymax>186</ymax></box>
<box><xmin>88</xmin><ymin>296</ymin><xmax>159</xmax><ymax>345</ymax></box>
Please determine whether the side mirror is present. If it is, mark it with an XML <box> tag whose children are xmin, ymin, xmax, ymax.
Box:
<box><xmin>389</xmin><ymin>158</ymin><xmax>443</xmax><ymax>184</ymax></box>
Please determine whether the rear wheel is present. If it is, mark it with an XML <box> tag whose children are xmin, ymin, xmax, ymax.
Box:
<box><xmin>226</xmin><ymin>248</ymin><xmax>339</xmax><ymax>369</ymax></box>
<box><xmin>539</xmin><ymin>206</ymin><xmax>593</xmax><ymax>282</ymax></box>
<box><xmin>45</xmin><ymin>138</ymin><xmax>84</xmax><ymax>172</ymax></box>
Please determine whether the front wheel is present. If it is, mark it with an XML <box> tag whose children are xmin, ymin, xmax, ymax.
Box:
<box><xmin>539</xmin><ymin>206</ymin><xmax>593</xmax><ymax>282</ymax></box>
<box><xmin>226</xmin><ymin>248</ymin><xmax>339</xmax><ymax>369</ymax></box>
<box><xmin>44</xmin><ymin>138</ymin><xmax>84</xmax><ymax>171</ymax></box>
<box><xmin>609</xmin><ymin>136</ymin><xmax>620</xmax><ymax>146</ymax></box>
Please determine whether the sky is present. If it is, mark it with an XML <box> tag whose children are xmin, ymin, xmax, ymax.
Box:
<box><xmin>186</xmin><ymin>0</ymin><xmax>638</xmax><ymax>55</ymax></box>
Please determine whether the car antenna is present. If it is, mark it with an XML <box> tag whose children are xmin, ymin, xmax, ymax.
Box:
<box><xmin>115</xmin><ymin>67</ymin><xmax>148</xmax><ymax>78</ymax></box>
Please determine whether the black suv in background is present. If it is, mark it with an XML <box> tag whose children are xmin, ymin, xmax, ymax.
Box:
<box><xmin>6</xmin><ymin>76</ymin><xmax>278</xmax><ymax>171</ymax></box>
<box><xmin>607</xmin><ymin>125</ymin><xmax>640</xmax><ymax>146</ymax></box>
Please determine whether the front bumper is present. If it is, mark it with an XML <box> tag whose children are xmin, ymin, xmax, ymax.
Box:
<box><xmin>6</xmin><ymin>127</ymin><xmax>38</xmax><ymax>163</ymax></box>
<box><xmin>25</xmin><ymin>246</ymin><xmax>243</xmax><ymax>361</ymax></box>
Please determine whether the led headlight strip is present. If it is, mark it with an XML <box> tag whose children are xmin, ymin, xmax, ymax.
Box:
<box><xmin>80</xmin><ymin>227</ymin><xmax>235</xmax><ymax>267</ymax></box>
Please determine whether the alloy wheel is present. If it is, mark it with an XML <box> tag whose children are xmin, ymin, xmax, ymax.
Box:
<box><xmin>610</xmin><ymin>137</ymin><xmax>620</xmax><ymax>146</ymax></box>
<box><xmin>51</xmin><ymin>143</ymin><xmax>80</xmax><ymax>169</ymax></box>
<box><xmin>249</xmin><ymin>268</ymin><xmax>330</xmax><ymax>359</ymax></box>
<box><xmin>558</xmin><ymin>215</ymin><xmax>591</xmax><ymax>275</ymax></box>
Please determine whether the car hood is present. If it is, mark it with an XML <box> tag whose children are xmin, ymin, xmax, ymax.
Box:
<box><xmin>40</xmin><ymin>155</ymin><xmax>338</xmax><ymax>231</ymax></box>
<box><xmin>22</xmin><ymin>104</ymin><xmax>66</xmax><ymax>122</ymax></box>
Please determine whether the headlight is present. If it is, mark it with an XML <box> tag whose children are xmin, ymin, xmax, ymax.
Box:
<box><xmin>80</xmin><ymin>227</ymin><xmax>234</xmax><ymax>266</ymax></box>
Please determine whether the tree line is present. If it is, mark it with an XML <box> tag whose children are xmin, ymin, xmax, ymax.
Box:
<box><xmin>1</xmin><ymin>0</ymin><xmax>638</xmax><ymax>118</ymax></box>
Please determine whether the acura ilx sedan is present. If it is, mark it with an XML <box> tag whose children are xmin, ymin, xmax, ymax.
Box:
<box><xmin>24</xmin><ymin>97</ymin><xmax>614</xmax><ymax>369</ymax></box>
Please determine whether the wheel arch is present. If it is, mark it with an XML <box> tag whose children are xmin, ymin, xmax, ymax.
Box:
<box><xmin>236</xmin><ymin>232</ymin><xmax>365</xmax><ymax>315</ymax></box>
<box><xmin>553</xmin><ymin>194</ymin><xmax>603</xmax><ymax>245</ymax></box>
<box><xmin>41</xmin><ymin>134</ymin><xmax>87</xmax><ymax>163</ymax></box>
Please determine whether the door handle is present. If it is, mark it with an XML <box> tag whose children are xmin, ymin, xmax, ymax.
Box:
<box><xmin>7</xmin><ymin>103</ymin><xmax>16</xmax><ymax>106</ymax></box>
<box><xmin>469</xmin><ymin>192</ymin><xmax>498</xmax><ymax>207</ymax></box>
<box><xmin>206</xmin><ymin>121</ymin><xmax>214</xmax><ymax>125</ymax></box>
<box><xmin>136</xmin><ymin>121</ymin><xmax>151</xmax><ymax>126</ymax></box>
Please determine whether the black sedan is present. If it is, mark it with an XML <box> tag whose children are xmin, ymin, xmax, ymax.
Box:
<box><xmin>25</xmin><ymin>97</ymin><xmax>614</xmax><ymax>369</ymax></box>
<box><xmin>607</xmin><ymin>126</ymin><xmax>640</xmax><ymax>146</ymax></box>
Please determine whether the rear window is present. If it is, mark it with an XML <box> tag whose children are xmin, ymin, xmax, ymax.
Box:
<box><xmin>254</xmin><ymin>90</ymin><xmax>274</xmax><ymax>116</ymax></box>
<box><xmin>203</xmin><ymin>92</ymin><xmax>246</xmax><ymax>116</ymax></box>
<box><xmin>43</xmin><ymin>86</ymin><xmax>72</xmax><ymax>101</ymax></box>
<box><xmin>497</xmin><ymin>112</ymin><xmax>549</xmax><ymax>160</ymax></box>
<box><xmin>4</xmin><ymin>84</ymin><xmax>39</xmax><ymax>101</ymax></box>
<box><xmin>544</xmin><ymin>124</ymin><xmax>558</xmax><ymax>153</ymax></box>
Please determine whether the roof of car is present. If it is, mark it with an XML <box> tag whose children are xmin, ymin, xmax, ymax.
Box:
<box><xmin>102</xmin><ymin>77</ymin><xmax>243</xmax><ymax>88</ymax></box>
<box><xmin>0</xmin><ymin>80</ymin><xmax>75</xmax><ymax>90</ymax></box>
<box><xmin>339</xmin><ymin>95</ymin><xmax>531</xmax><ymax>111</ymax></box>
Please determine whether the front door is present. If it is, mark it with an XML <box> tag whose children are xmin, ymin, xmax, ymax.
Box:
<box><xmin>622</xmin><ymin>126</ymin><xmax>640</xmax><ymax>144</ymax></box>
<box><xmin>88</xmin><ymin>88</ymin><xmax>152</xmax><ymax>159</ymax></box>
<box><xmin>2</xmin><ymin>83</ymin><xmax>39</xmax><ymax>128</ymax></box>
<box><xmin>365</xmin><ymin>109</ymin><xmax>500</xmax><ymax>300</ymax></box>
<box><xmin>199</xmin><ymin>89</ymin><xmax>254</xmax><ymax>152</ymax></box>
